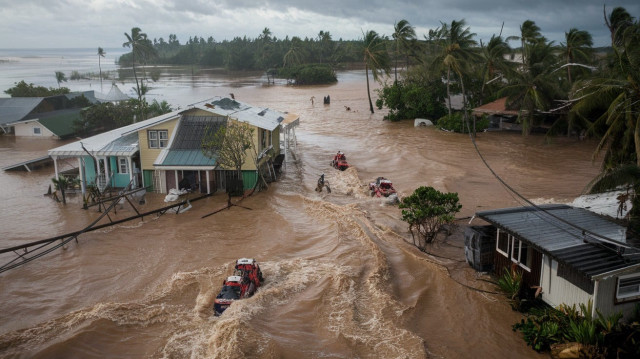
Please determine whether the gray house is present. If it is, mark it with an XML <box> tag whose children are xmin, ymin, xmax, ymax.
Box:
<box><xmin>476</xmin><ymin>204</ymin><xmax>640</xmax><ymax>319</ymax></box>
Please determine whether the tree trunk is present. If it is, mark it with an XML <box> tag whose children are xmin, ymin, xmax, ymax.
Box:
<box><xmin>446</xmin><ymin>67</ymin><xmax>452</xmax><ymax>119</ymax></box>
<box><xmin>366</xmin><ymin>65</ymin><xmax>374</xmax><ymax>114</ymax></box>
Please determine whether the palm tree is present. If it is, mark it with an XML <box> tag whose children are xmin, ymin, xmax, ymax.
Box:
<box><xmin>570</xmin><ymin>14</ymin><xmax>640</xmax><ymax>167</ymax></box>
<box><xmin>123</xmin><ymin>27</ymin><xmax>156</xmax><ymax>109</ymax></box>
<box><xmin>604</xmin><ymin>6</ymin><xmax>634</xmax><ymax>47</ymax></box>
<box><xmin>430</xmin><ymin>19</ymin><xmax>478</xmax><ymax>120</ymax></box>
<box><xmin>560</xmin><ymin>28</ymin><xmax>593</xmax><ymax>86</ymax></box>
<box><xmin>516</xmin><ymin>20</ymin><xmax>543</xmax><ymax>64</ymax></box>
<box><xmin>51</xmin><ymin>176</ymin><xmax>69</xmax><ymax>204</ymax></box>
<box><xmin>392</xmin><ymin>19</ymin><xmax>416</xmax><ymax>83</ymax></box>
<box><xmin>479</xmin><ymin>35</ymin><xmax>512</xmax><ymax>100</ymax></box>
<box><xmin>55</xmin><ymin>71</ymin><xmax>67</xmax><ymax>88</ymax></box>
<box><xmin>97</xmin><ymin>47</ymin><xmax>106</xmax><ymax>92</ymax></box>
<box><xmin>499</xmin><ymin>40</ymin><xmax>561</xmax><ymax>135</ymax></box>
<box><xmin>362</xmin><ymin>30</ymin><xmax>391</xmax><ymax>114</ymax></box>
<box><xmin>283</xmin><ymin>36</ymin><xmax>307</xmax><ymax>67</ymax></box>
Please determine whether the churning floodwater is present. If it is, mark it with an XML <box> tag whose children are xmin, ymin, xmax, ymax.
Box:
<box><xmin>0</xmin><ymin>49</ymin><xmax>602</xmax><ymax>358</ymax></box>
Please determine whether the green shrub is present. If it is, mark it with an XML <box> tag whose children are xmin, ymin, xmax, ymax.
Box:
<box><xmin>277</xmin><ymin>64</ymin><xmax>337</xmax><ymax>85</ymax></box>
<box><xmin>437</xmin><ymin>112</ymin><xmax>489</xmax><ymax>133</ymax></box>
<box><xmin>497</xmin><ymin>266</ymin><xmax>522</xmax><ymax>300</ymax></box>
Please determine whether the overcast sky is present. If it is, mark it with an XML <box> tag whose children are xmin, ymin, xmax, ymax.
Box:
<box><xmin>0</xmin><ymin>0</ymin><xmax>638</xmax><ymax>49</ymax></box>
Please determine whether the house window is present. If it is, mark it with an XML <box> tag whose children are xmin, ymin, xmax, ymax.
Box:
<box><xmin>511</xmin><ymin>237</ymin><xmax>532</xmax><ymax>271</ymax></box>
<box><xmin>33</xmin><ymin>127</ymin><xmax>41</xmax><ymax>135</ymax></box>
<box><xmin>118</xmin><ymin>157</ymin><xmax>129</xmax><ymax>174</ymax></box>
<box><xmin>261</xmin><ymin>129</ymin><xmax>267</xmax><ymax>149</ymax></box>
<box><xmin>148</xmin><ymin>130</ymin><xmax>168</xmax><ymax>148</ymax></box>
<box><xmin>496</xmin><ymin>229</ymin><xmax>510</xmax><ymax>257</ymax></box>
<box><xmin>617</xmin><ymin>273</ymin><xmax>640</xmax><ymax>301</ymax></box>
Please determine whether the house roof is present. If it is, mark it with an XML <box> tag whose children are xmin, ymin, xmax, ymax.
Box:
<box><xmin>472</xmin><ymin>97</ymin><xmax>519</xmax><ymax>117</ymax></box>
<box><xmin>66</xmin><ymin>91</ymin><xmax>101</xmax><ymax>104</ymax></box>
<box><xmin>195</xmin><ymin>97</ymin><xmax>285</xmax><ymax>131</ymax></box>
<box><xmin>95</xmin><ymin>84</ymin><xmax>130</xmax><ymax>102</ymax></box>
<box><xmin>477</xmin><ymin>204</ymin><xmax>640</xmax><ymax>279</ymax></box>
<box><xmin>154</xmin><ymin>115</ymin><xmax>223</xmax><ymax>168</ymax></box>
<box><xmin>49</xmin><ymin>110</ymin><xmax>181</xmax><ymax>158</ymax></box>
<box><xmin>24</xmin><ymin>108</ymin><xmax>83</xmax><ymax>138</ymax></box>
<box><xmin>0</xmin><ymin>97</ymin><xmax>45</xmax><ymax>126</ymax></box>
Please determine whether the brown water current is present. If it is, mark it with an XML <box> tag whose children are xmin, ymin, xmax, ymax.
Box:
<box><xmin>0</xmin><ymin>73</ymin><xmax>601</xmax><ymax>358</ymax></box>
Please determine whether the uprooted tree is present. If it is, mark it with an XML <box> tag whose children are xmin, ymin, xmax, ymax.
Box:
<box><xmin>201</xmin><ymin>120</ymin><xmax>255</xmax><ymax>206</ymax></box>
<box><xmin>399</xmin><ymin>186</ymin><xmax>462</xmax><ymax>252</ymax></box>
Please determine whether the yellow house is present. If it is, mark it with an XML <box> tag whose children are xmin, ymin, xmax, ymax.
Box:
<box><xmin>132</xmin><ymin>97</ymin><xmax>297</xmax><ymax>194</ymax></box>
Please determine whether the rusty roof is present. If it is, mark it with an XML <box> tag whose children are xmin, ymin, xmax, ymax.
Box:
<box><xmin>472</xmin><ymin>97</ymin><xmax>519</xmax><ymax>117</ymax></box>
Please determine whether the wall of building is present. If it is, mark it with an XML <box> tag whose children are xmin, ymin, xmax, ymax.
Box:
<box><xmin>14</xmin><ymin>121</ymin><xmax>56</xmax><ymax>138</ymax></box>
<box><xmin>540</xmin><ymin>255</ymin><xmax>593</xmax><ymax>310</ymax></box>
<box><xmin>595</xmin><ymin>275</ymin><xmax>640</xmax><ymax>318</ymax></box>
<box><xmin>138</xmin><ymin>118</ymin><xmax>179</xmax><ymax>170</ymax></box>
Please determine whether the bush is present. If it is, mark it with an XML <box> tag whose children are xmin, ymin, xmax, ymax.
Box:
<box><xmin>375</xmin><ymin>80</ymin><xmax>447</xmax><ymax>122</ymax></box>
<box><xmin>399</xmin><ymin>186</ymin><xmax>461</xmax><ymax>252</ymax></box>
<box><xmin>437</xmin><ymin>112</ymin><xmax>490</xmax><ymax>133</ymax></box>
<box><xmin>277</xmin><ymin>64</ymin><xmax>337</xmax><ymax>85</ymax></box>
<box><xmin>512</xmin><ymin>300</ymin><xmax>639</xmax><ymax>356</ymax></box>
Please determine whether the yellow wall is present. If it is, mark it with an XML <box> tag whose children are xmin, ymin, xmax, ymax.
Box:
<box><xmin>139</xmin><ymin>117</ymin><xmax>179</xmax><ymax>170</ymax></box>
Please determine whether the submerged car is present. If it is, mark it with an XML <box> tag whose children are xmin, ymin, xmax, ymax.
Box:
<box><xmin>213</xmin><ymin>258</ymin><xmax>264</xmax><ymax>316</ymax></box>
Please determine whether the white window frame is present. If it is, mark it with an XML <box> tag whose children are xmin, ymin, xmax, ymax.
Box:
<box><xmin>33</xmin><ymin>127</ymin><xmax>41</xmax><ymax>135</ymax></box>
<box><xmin>148</xmin><ymin>130</ymin><xmax>158</xmax><ymax>148</ymax></box>
<box><xmin>616</xmin><ymin>273</ymin><xmax>640</xmax><ymax>301</ymax></box>
<box><xmin>511</xmin><ymin>237</ymin><xmax>532</xmax><ymax>272</ymax></box>
<box><xmin>496</xmin><ymin>229</ymin><xmax>510</xmax><ymax>257</ymax></box>
<box><xmin>148</xmin><ymin>130</ymin><xmax>168</xmax><ymax>149</ymax></box>
<box><xmin>118</xmin><ymin>157</ymin><xmax>129</xmax><ymax>174</ymax></box>
<box><xmin>158</xmin><ymin>130</ymin><xmax>168</xmax><ymax>148</ymax></box>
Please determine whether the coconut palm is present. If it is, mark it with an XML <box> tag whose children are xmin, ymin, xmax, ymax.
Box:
<box><xmin>429</xmin><ymin>19</ymin><xmax>478</xmax><ymax>120</ymax></box>
<box><xmin>55</xmin><ymin>71</ymin><xmax>67</xmax><ymax>88</ymax></box>
<box><xmin>283</xmin><ymin>36</ymin><xmax>307</xmax><ymax>67</ymax></box>
<box><xmin>123</xmin><ymin>27</ymin><xmax>156</xmax><ymax>106</ymax></box>
<box><xmin>604</xmin><ymin>6</ymin><xmax>634</xmax><ymax>47</ymax></box>
<box><xmin>516</xmin><ymin>20</ymin><xmax>543</xmax><ymax>64</ymax></box>
<box><xmin>51</xmin><ymin>176</ymin><xmax>69</xmax><ymax>204</ymax></box>
<box><xmin>560</xmin><ymin>28</ymin><xmax>593</xmax><ymax>86</ymax></box>
<box><xmin>392</xmin><ymin>19</ymin><xmax>416</xmax><ymax>83</ymax></box>
<box><xmin>570</xmin><ymin>15</ymin><xmax>640</xmax><ymax>167</ymax></box>
<box><xmin>499</xmin><ymin>40</ymin><xmax>561</xmax><ymax>135</ymax></box>
<box><xmin>479</xmin><ymin>35</ymin><xmax>512</xmax><ymax>100</ymax></box>
<box><xmin>97</xmin><ymin>47</ymin><xmax>106</xmax><ymax>92</ymax></box>
<box><xmin>362</xmin><ymin>30</ymin><xmax>391</xmax><ymax>114</ymax></box>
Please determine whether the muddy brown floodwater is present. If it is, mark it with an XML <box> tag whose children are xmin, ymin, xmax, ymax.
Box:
<box><xmin>0</xmin><ymin>71</ymin><xmax>601</xmax><ymax>358</ymax></box>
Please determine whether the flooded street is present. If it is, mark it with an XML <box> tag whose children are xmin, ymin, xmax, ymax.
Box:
<box><xmin>0</xmin><ymin>61</ymin><xmax>602</xmax><ymax>358</ymax></box>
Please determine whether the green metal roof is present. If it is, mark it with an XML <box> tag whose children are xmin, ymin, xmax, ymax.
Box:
<box><xmin>159</xmin><ymin>149</ymin><xmax>216</xmax><ymax>166</ymax></box>
<box><xmin>36</xmin><ymin>109</ymin><xmax>83</xmax><ymax>138</ymax></box>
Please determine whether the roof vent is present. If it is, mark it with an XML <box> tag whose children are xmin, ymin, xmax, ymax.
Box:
<box><xmin>258</xmin><ymin>109</ymin><xmax>268</xmax><ymax>116</ymax></box>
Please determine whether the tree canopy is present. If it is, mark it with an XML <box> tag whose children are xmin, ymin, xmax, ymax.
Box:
<box><xmin>399</xmin><ymin>186</ymin><xmax>462</xmax><ymax>252</ymax></box>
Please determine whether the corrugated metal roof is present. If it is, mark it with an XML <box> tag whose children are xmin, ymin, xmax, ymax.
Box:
<box><xmin>95</xmin><ymin>132</ymin><xmax>139</xmax><ymax>156</ymax></box>
<box><xmin>171</xmin><ymin>115</ymin><xmax>226</xmax><ymax>149</ymax></box>
<box><xmin>0</xmin><ymin>97</ymin><xmax>44</xmax><ymax>125</ymax></box>
<box><xmin>26</xmin><ymin>108</ymin><xmax>82</xmax><ymax>138</ymax></box>
<box><xmin>477</xmin><ymin>204</ymin><xmax>640</xmax><ymax>279</ymax></box>
<box><xmin>196</xmin><ymin>97</ymin><xmax>285</xmax><ymax>131</ymax></box>
<box><xmin>158</xmin><ymin>149</ymin><xmax>215</xmax><ymax>166</ymax></box>
<box><xmin>49</xmin><ymin>109</ymin><xmax>182</xmax><ymax>157</ymax></box>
